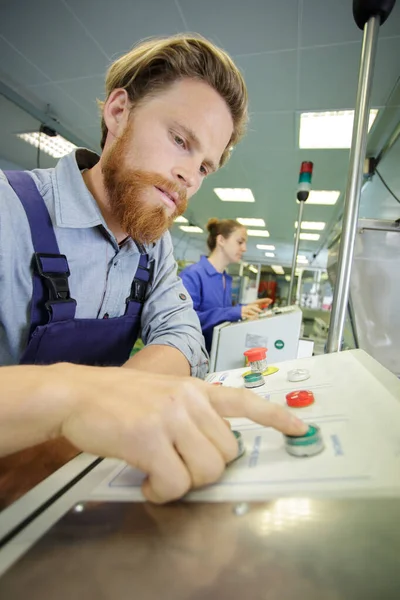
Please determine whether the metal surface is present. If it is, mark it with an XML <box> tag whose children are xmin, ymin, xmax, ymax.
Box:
<box><xmin>1</xmin><ymin>499</ymin><xmax>400</xmax><ymax>599</ymax></box>
<box><xmin>327</xmin><ymin>16</ymin><xmax>380</xmax><ymax>353</ymax></box>
<box><xmin>329</xmin><ymin>219</ymin><xmax>400</xmax><ymax>375</ymax></box>
<box><xmin>375</xmin><ymin>118</ymin><xmax>400</xmax><ymax>166</ymax></box>
<box><xmin>288</xmin><ymin>200</ymin><xmax>304</xmax><ymax>305</ymax></box>
<box><xmin>357</xmin><ymin>217</ymin><xmax>400</xmax><ymax>232</ymax></box>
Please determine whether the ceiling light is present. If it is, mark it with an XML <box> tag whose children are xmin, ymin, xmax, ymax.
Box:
<box><xmin>302</xmin><ymin>190</ymin><xmax>340</xmax><ymax>205</ymax></box>
<box><xmin>294</xmin><ymin>221</ymin><xmax>326</xmax><ymax>230</ymax></box>
<box><xmin>247</xmin><ymin>229</ymin><xmax>270</xmax><ymax>237</ymax></box>
<box><xmin>296</xmin><ymin>255</ymin><xmax>309</xmax><ymax>264</ymax></box>
<box><xmin>285</xmin><ymin>275</ymin><xmax>291</xmax><ymax>282</ymax></box>
<box><xmin>271</xmin><ymin>265</ymin><xmax>285</xmax><ymax>275</ymax></box>
<box><xmin>298</xmin><ymin>233</ymin><xmax>321</xmax><ymax>241</ymax></box>
<box><xmin>299</xmin><ymin>109</ymin><xmax>378</xmax><ymax>149</ymax></box>
<box><xmin>264</xmin><ymin>252</ymin><xmax>275</xmax><ymax>258</ymax></box>
<box><xmin>174</xmin><ymin>216</ymin><xmax>188</xmax><ymax>223</ymax></box>
<box><xmin>17</xmin><ymin>131</ymin><xmax>77</xmax><ymax>158</ymax></box>
<box><xmin>180</xmin><ymin>225</ymin><xmax>203</xmax><ymax>233</ymax></box>
<box><xmin>248</xmin><ymin>265</ymin><xmax>258</xmax><ymax>274</ymax></box>
<box><xmin>256</xmin><ymin>244</ymin><xmax>275</xmax><ymax>251</ymax></box>
<box><xmin>237</xmin><ymin>218</ymin><xmax>266</xmax><ymax>227</ymax></box>
<box><xmin>214</xmin><ymin>188</ymin><xmax>255</xmax><ymax>202</ymax></box>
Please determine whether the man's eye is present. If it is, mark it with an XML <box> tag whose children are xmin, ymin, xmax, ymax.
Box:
<box><xmin>174</xmin><ymin>135</ymin><xmax>185</xmax><ymax>147</ymax></box>
<box><xmin>200</xmin><ymin>165</ymin><xmax>208</xmax><ymax>176</ymax></box>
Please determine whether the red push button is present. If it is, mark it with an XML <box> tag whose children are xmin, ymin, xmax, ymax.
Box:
<box><xmin>243</xmin><ymin>347</ymin><xmax>267</xmax><ymax>362</ymax></box>
<box><xmin>286</xmin><ymin>390</ymin><xmax>315</xmax><ymax>408</ymax></box>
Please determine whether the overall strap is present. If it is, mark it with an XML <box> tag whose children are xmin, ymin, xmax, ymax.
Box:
<box><xmin>125</xmin><ymin>251</ymin><xmax>154</xmax><ymax>317</ymax></box>
<box><xmin>5</xmin><ymin>171</ymin><xmax>76</xmax><ymax>334</ymax></box>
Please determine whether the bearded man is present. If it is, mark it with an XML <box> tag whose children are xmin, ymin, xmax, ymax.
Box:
<box><xmin>0</xmin><ymin>34</ymin><xmax>248</xmax><ymax>375</ymax></box>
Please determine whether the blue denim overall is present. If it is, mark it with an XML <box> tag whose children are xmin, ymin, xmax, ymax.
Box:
<box><xmin>5</xmin><ymin>171</ymin><xmax>152</xmax><ymax>367</ymax></box>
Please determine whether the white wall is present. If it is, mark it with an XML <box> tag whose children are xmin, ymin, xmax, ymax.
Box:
<box><xmin>0</xmin><ymin>157</ymin><xmax>24</xmax><ymax>170</ymax></box>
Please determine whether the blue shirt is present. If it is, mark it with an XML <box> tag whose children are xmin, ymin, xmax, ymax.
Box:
<box><xmin>180</xmin><ymin>255</ymin><xmax>242</xmax><ymax>352</ymax></box>
<box><xmin>0</xmin><ymin>149</ymin><xmax>208</xmax><ymax>377</ymax></box>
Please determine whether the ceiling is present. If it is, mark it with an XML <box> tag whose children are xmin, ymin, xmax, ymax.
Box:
<box><xmin>1</xmin><ymin>0</ymin><xmax>400</xmax><ymax>270</ymax></box>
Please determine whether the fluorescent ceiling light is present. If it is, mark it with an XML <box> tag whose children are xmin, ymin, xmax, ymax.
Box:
<box><xmin>299</xmin><ymin>233</ymin><xmax>321</xmax><ymax>241</ymax></box>
<box><xmin>247</xmin><ymin>229</ymin><xmax>270</xmax><ymax>237</ymax></box>
<box><xmin>271</xmin><ymin>265</ymin><xmax>285</xmax><ymax>275</ymax></box>
<box><xmin>248</xmin><ymin>265</ymin><xmax>258</xmax><ymax>274</ymax></box>
<box><xmin>237</xmin><ymin>218</ymin><xmax>266</xmax><ymax>227</ymax></box>
<box><xmin>17</xmin><ymin>131</ymin><xmax>77</xmax><ymax>158</ymax></box>
<box><xmin>264</xmin><ymin>252</ymin><xmax>275</xmax><ymax>258</ymax></box>
<box><xmin>299</xmin><ymin>109</ymin><xmax>378</xmax><ymax>149</ymax></box>
<box><xmin>214</xmin><ymin>188</ymin><xmax>255</xmax><ymax>202</ymax></box>
<box><xmin>296</xmin><ymin>255</ymin><xmax>309</xmax><ymax>264</ymax></box>
<box><xmin>180</xmin><ymin>225</ymin><xmax>203</xmax><ymax>233</ymax></box>
<box><xmin>303</xmin><ymin>190</ymin><xmax>340</xmax><ymax>205</ymax></box>
<box><xmin>295</xmin><ymin>221</ymin><xmax>326</xmax><ymax>231</ymax></box>
<box><xmin>174</xmin><ymin>216</ymin><xmax>188</xmax><ymax>223</ymax></box>
<box><xmin>256</xmin><ymin>244</ymin><xmax>275</xmax><ymax>251</ymax></box>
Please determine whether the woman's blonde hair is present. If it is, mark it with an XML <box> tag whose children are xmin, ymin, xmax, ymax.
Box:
<box><xmin>98</xmin><ymin>34</ymin><xmax>248</xmax><ymax>165</ymax></box>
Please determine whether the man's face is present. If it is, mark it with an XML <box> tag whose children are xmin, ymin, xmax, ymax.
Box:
<box><xmin>102</xmin><ymin>78</ymin><xmax>234</xmax><ymax>244</ymax></box>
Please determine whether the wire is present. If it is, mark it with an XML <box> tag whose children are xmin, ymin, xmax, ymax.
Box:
<box><xmin>375</xmin><ymin>168</ymin><xmax>400</xmax><ymax>205</ymax></box>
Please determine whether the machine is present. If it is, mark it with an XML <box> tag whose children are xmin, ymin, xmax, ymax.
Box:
<box><xmin>209</xmin><ymin>305</ymin><xmax>303</xmax><ymax>372</ymax></box>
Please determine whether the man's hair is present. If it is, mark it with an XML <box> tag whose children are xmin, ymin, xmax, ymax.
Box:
<box><xmin>206</xmin><ymin>217</ymin><xmax>244</xmax><ymax>252</ymax></box>
<box><xmin>98</xmin><ymin>34</ymin><xmax>248</xmax><ymax>165</ymax></box>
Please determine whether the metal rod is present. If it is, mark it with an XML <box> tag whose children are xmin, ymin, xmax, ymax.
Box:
<box><xmin>255</xmin><ymin>263</ymin><xmax>261</xmax><ymax>296</ymax></box>
<box><xmin>295</xmin><ymin>267</ymin><xmax>304</xmax><ymax>305</ymax></box>
<box><xmin>288</xmin><ymin>200</ymin><xmax>304</xmax><ymax>304</ymax></box>
<box><xmin>326</xmin><ymin>16</ymin><xmax>380</xmax><ymax>353</ymax></box>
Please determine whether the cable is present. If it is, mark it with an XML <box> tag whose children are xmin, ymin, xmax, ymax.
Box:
<box><xmin>375</xmin><ymin>168</ymin><xmax>400</xmax><ymax>205</ymax></box>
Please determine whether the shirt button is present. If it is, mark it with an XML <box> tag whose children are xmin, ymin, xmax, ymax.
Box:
<box><xmin>114</xmin><ymin>260</ymin><xmax>119</xmax><ymax>267</ymax></box>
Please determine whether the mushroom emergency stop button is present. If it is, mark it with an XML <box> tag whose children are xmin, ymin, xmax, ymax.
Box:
<box><xmin>286</xmin><ymin>390</ymin><xmax>315</xmax><ymax>408</ymax></box>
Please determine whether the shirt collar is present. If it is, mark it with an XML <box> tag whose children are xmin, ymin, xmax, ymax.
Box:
<box><xmin>50</xmin><ymin>149</ymin><xmax>161</xmax><ymax>254</ymax></box>
<box><xmin>52</xmin><ymin>148</ymin><xmax>105</xmax><ymax>229</ymax></box>
<box><xmin>200</xmin><ymin>255</ymin><xmax>230</xmax><ymax>277</ymax></box>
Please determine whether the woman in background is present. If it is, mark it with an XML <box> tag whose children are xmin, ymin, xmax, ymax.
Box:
<box><xmin>180</xmin><ymin>218</ymin><xmax>271</xmax><ymax>352</ymax></box>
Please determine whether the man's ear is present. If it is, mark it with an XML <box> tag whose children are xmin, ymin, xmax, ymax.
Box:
<box><xmin>103</xmin><ymin>89</ymin><xmax>131</xmax><ymax>140</ymax></box>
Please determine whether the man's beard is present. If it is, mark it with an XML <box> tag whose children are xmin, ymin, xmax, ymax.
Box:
<box><xmin>102</xmin><ymin>127</ymin><xmax>187</xmax><ymax>245</ymax></box>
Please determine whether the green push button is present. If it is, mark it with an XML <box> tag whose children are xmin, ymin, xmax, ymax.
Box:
<box><xmin>284</xmin><ymin>424</ymin><xmax>325</xmax><ymax>457</ymax></box>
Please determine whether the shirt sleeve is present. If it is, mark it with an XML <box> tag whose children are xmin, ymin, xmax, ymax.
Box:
<box><xmin>180</xmin><ymin>269</ymin><xmax>242</xmax><ymax>334</ymax></box>
<box><xmin>0</xmin><ymin>172</ymin><xmax>33</xmax><ymax>366</ymax></box>
<box><xmin>140</xmin><ymin>232</ymin><xmax>209</xmax><ymax>379</ymax></box>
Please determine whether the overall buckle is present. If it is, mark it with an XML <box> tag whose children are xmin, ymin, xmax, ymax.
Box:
<box><xmin>34</xmin><ymin>252</ymin><xmax>74</xmax><ymax>304</ymax></box>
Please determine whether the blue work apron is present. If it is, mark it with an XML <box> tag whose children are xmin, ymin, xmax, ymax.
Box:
<box><xmin>5</xmin><ymin>171</ymin><xmax>152</xmax><ymax>367</ymax></box>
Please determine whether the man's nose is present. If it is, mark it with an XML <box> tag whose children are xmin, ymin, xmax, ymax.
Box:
<box><xmin>172</xmin><ymin>163</ymin><xmax>199</xmax><ymax>193</ymax></box>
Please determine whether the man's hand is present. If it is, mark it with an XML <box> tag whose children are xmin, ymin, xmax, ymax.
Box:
<box><xmin>58</xmin><ymin>366</ymin><xmax>307</xmax><ymax>503</ymax></box>
<box><xmin>0</xmin><ymin>363</ymin><xmax>307</xmax><ymax>504</ymax></box>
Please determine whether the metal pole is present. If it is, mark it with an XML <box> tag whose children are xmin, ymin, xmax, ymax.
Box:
<box><xmin>326</xmin><ymin>16</ymin><xmax>380</xmax><ymax>353</ymax></box>
<box><xmin>295</xmin><ymin>267</ymin><xmax>304</xmax><ymax>305</ymax></box>
<box><xmin>255</xmin><ymin>263</ymin><xmax>261</xmax><ymax>296</ymax></box>
<box><xmin>288</xmin><ymin>201</ymin><xmax>304</xmax><ymax>304</ymax></box>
